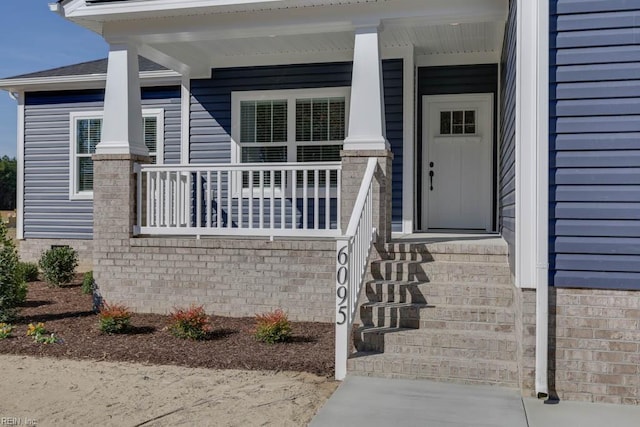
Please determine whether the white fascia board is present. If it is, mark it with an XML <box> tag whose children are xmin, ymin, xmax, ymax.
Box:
<box><xmin>0</xmin><ymin>70</ymin><xmax>181</xmax><ymax>93</ymax></box>
<box><xmin>64</xmin><ymin>0</ymin><xmax>506</xmax><ymax>22</ymax></box>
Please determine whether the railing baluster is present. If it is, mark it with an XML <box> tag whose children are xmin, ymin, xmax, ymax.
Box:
<box><xmin>227</xmin><ymin>170</ymin><xmax>232</xmax><ymax>229</ymax></box>
<box><xmin>164</xmin><ymin>171</ymin><xmax>170</xmax><ymax>227</ymax></box>
<box><xmin>314</xmin><ymin>169</ymin><xmax>319</xmax><ymax>230</ymax></box>
<box><xmin>196</xmin><ymin>171</ymin><xmax>202</xmax><ymax>228</ymax></box>
<box><xmin>146</xmin><ymin>171</ymin><xmax>152</xmax><ymax>227</ymax></box>
<box><xmin>325</xmin><ymin>169</ymin><xmax>330</xmax><ymax>230</ymax></box>
<box><xmin>259</xmin><ymin>171</ymin><xmax>265</xmax><ymax>229</ymax></box>
<box><xmin>292</xmin><ymin>170</ymin><xmax>297</xmax><ymax>230</ymax></box>
<box><xmin>207</xmin><ymin>171</ymin><xmax>212</xmax><ymax>228</ymax></box>
<box><xmin>248</xmin><ymin>171</ymin><xmax>254</xmax><ymax>229</ymax></box>
<box><xmin>280</xmin><ymin>169</ymin><xmax>286</xmax><ymax>229</ymax></box>
<box><xmin>217</xmin><ymin>171</ymin><xmax>222</xmax><ymax>229</ymax></box>
<box><xmin>176</xmin><ymin>172</ymin><xmax>182</xmax><ymax>228</ymax></box>
<box><xmin>270</xmin><ymin>170</ymin><xmax>275</xmax><ymax>230</ymax></box>
<box><xmin>303</xmin><ymin>170</ymin><xmax>308</xmax><ymax>230</ymax></box>
<box><xmin>238</xmin><ymin>170</ymin><xmax>243</xmax><ymax>229</ymax></box>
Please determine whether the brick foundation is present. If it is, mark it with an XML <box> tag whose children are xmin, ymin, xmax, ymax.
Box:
<box><xmin>516</xmin><ymin>287</ymin><xmax>640</xmax><ymax>404</ymax></box>
<box><xmin>18</xmin><ymin>239</ymin><xmax>93</xmax><ymax>272</ymax></box>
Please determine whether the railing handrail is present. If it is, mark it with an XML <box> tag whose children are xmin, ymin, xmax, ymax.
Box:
<box><xmin>334</xmin><ymin>157</ymin><xmax>378</xmax><ymax>381</ymax></box>
<box><xmin>344</xmin><ymin>158</ymin><xmax>377</xmax><ymax>237</ymax></box>
<box><xmin>138</xmin><ymin>162</ymin><xmax>342</xmax><ymax>173</ymax></box>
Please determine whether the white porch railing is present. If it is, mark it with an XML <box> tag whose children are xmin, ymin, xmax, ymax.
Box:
<box><xmin>334</xmin><ymin>157</ymin><xmax>377</xmax><ymax>380</ymax></box>
<box><xmin>134</xmin><ymin>162</ymin><xmax>342</xmax><ymax>238</ymax></box>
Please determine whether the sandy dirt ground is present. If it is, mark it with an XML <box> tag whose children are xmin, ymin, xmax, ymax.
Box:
<box><xmin>0</xmin><ymin>355</ymin><xmax>338</xmax><ymax>427</ymax></box>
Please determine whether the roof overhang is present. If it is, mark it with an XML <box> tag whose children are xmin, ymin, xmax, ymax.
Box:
<box><xmin>53</xmin><ymin>0</ymin><xmax>508</xmax><ymax>78</ymax></box>
<box><xmin>0</xmin><ymin>69</ymin><xmax>181</xmax><ymax>93</ymax></box>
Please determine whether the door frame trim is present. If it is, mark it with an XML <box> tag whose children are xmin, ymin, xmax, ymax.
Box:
<box><xmin>421</xmin><ymin>93</ymin><xmax>494</xmax><ymax>232</ymax></box>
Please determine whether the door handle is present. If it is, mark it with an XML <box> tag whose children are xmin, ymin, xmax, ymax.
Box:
<box><xmin>429</xmin><ymin>170</ymin><xmax>434</xmax><ymax>191</ymax></box>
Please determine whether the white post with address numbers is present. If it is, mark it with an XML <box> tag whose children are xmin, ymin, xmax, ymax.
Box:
<box><xmin>335</xmin><ymin>238</ymin><xmax>352</xmax><ymax>380</ymax></box>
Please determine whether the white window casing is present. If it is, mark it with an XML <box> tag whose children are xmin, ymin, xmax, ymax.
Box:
<box><xmin>69</xmin><ymin>108</ymin><xmax>164</xmax><ymax>200</ymax></box>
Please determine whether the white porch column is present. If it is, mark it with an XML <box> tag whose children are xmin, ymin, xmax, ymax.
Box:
<box><xmin>97</xmin><ymin>43</ymin><xmax>148</xmax><ymax>156</ymax></box>
<box><xmin>344</xmin><ymin>25</ymin><xmax>388</xmax><ymax>151</ymax></box>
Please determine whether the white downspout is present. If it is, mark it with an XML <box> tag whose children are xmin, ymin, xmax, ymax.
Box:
<box><xmin>534</xmin><ymin>0</ymin><xmax>550</xmax><ymax>399</ymax></box>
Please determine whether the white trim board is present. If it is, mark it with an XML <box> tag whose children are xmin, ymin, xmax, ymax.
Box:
<box><xmin>16</xmin><ymin>92</ymin><xmax>25</xmax><ymax>240</ymax></box>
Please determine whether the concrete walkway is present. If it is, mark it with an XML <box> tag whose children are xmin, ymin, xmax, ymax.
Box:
<box><xmin>311</xmin><ymin>376</ymin><xmax>640</xmax><ymax>427</ymax></box>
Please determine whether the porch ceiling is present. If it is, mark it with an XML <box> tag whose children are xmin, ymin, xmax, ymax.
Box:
<box><xmin>146</xmin><ymin>20</ymin><xmax>505</xmax><ymax>71</ymax></box>
<box><xmin>80</xmin><ymin>0</ymin><xmax>506</xmax><ymax>75</ymax></box>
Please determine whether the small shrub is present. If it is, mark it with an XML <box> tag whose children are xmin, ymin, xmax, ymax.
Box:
<box><xmin>16</xmin><ymin>261</ymin><xmax>39</xmax><ymax>282</ymax></box>
<box><xmin>169</xmin><ymin>305</ymin><xmax>211</xmax><ymax>340</ymax></box>
<box><xmin>254</xmin><ymin>309</ymin><xmax>292</xmax><ymax>344</ymax></box>
<box><xmin>81</xmin><ymin>271</ymin><xmax>94</xmax><ymax>295</ymax></box>
<box><xmin>39</xmin><ymin>246</ymin><xmax>78</xmax><ymax>286</ymax></box>
<box><xmin>26</xmin><ymin>322</ymin><xmax>58</xmax><ymax>344</ymax></box>
<box><xmin>0</xmin><ymin>220</ymin><xmax>23</xmax><ymax>322</ymax></box>
<box><xmin>98</xmin><ymin>302</ymin><xmax>131</xmax><ymax>334</ymax></box>
<box><xmin>0</xmin><ymin>323</ymin><xmax>13</xmax><ymax>339</ymax></box>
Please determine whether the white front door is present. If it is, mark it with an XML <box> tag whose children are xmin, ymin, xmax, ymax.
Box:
<box><xmin>422</xmin><ymin>94</ymin><xmax>493</xmax><ymax>231</ymax></box>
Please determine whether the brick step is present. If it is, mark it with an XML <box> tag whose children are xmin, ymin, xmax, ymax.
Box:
<box><xmin>359</xmin><ymin>302</ymin><xmax>427</xmax><ymax>328</ymax></box>
<box><xmin>383</xmin><ymin>240</ymin><xmax>508</xmax><ymax>256</ymax></box>
<box><xmin>364</xmin><ymin>280</ymin><xmax>514</xmax><ymax>306</ymax></box>
<box><xmin>347</xmin><ymin>352</ymin><xmax>519</xmax><ymax>387</ymax></box>
<box><xmin>370</xmin><ymin>260</ymin><xmax>511</xmax><ymax>283</ymax></box>
<box><xmin>352</xmin><ymin>326</ymin><xmax>413</xmax><ymax>352</ymax></box>
<box><xmin>354</xmin><ymin>327</ymin><xmax>516</xmax><ymax>355</ymax></box>
<box><xmin>378</xmin><ymin>251</ymin><xmax>508</xmax><ymax>263</ymax></box>
<box><xmin>416</xmin><ymin>304</ymin><xmax>515</xmax><ymax>325</ymax></box>
<box><xmin>382</xmin><ymin>330</ymin><xmax>517</xmax><ymax>361</ymax></box>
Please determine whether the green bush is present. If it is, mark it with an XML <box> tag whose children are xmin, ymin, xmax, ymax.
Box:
<box><xmin>254</xmin><ymin>309</ymin><xmax>292</xmax><ymax>344</ymax></box>
<box><xmin>38</xmin><ymin>246</ymin><xmax>78</xmax><ymax>286</ymax></box>
<box><xmin>17</xmin><ymin>261</ymin><xmax>39</xmax><ymax>282</ymax></box>
<box><xmin>98</xmin><ymin>302</ymin><xmax>131</xmax><ymax>334</ymax></box>
<box><xmin>0</xmin><ymin>221</ymin><xmax>24</xmax><ymax>322</ymax></box>
<box><xmin>169</xmin><ymin>305</ymin><xmax>211</xmax><ymax>340</ymax></box>
<box><xmin>82</xmin><ymin>271</ymin><xmax>94</xmax><ymax>295</ymax></box>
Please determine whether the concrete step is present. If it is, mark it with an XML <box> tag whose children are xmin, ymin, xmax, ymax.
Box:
<box><xmin>347</xmin><ymin>352</ymin><xmax>519</xmax><ymax>387</ymax></box>
<box><xmin>370</xmin><ymin>260</ymin><xmax>511</xmax><ymax>283</ymax></box>
<box><xmin>359</xmin><ymin>302</ymin><xmax>427</xmax><ymax>328</ymax></box>
<box><xmin>364</xmin><ymin>280</ymin><xmax>514</xmax><ymax>307</ymax></box>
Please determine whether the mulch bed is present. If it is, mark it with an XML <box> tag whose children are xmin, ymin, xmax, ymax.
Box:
<box><xmin>0</xmin><ymin>276</ymin><xmax>335</xmax><ymax>377</ymax></box>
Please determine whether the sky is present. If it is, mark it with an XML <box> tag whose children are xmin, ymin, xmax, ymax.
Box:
<box><xmin>0</xmin><ymin>1</ymin><xmax>108</xmax><ymax>158</ymax></box>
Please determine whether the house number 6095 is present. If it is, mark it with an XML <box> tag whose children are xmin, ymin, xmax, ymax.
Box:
<box><xmin>336</xmin><ymin>246</ymin><xmax>349</xmax><ymax>325</ymax></box>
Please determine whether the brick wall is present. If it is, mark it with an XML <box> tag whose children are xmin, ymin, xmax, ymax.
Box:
<box><xmin>18</xmin><ymin>239</ymin><xmax>93</xmax><ymax>272</ymax></box>
<box><xmin>95</xmin><ymin>237</ymin><xmax>336</xmax><ymax>321</ymax></box>
<box><xmin>517</xmin><ymin>288</ymin><xmax>640</xmax><ymax>404</ymax></box>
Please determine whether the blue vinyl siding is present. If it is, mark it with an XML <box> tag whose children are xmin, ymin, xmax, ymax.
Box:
<box><xmin>416</xmin><ymin>64</ymin><xmax>499</xmax><ymax>231</ymax></box>
<box><xmin>550</xmin><ymin>1</ymin><xmax>640</xmax><ymax>289</ymax></box>
<box><xmin>190</xmin><ymin>60</ymin><xmax>404</xmax><ymax>232</ymax></box>
<box><xmin>23</xmin><ymin>87</ymin><xmax>181</xmax><ymax>240</ymax></box>
<box><xmin>500</xmin><ymin>0</ymin><xmax>517</xmax><ymax>274</ymax></box>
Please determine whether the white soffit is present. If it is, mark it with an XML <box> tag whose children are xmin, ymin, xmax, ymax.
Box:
<box><xmin>149</xmin><ymin>21</ymin><xmax>504</xmax><ymax>63</ymax></box>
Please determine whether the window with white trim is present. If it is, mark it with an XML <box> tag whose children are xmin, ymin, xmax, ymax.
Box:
<box><xmin>69</xmin><ymin>109</ymin><xmax>164</xmax><ymax>199</ymax></box>
<box><xmin>232</xmin><ymin>88</ymin><xmax>349</xmax><ymax>190</ymax></box>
